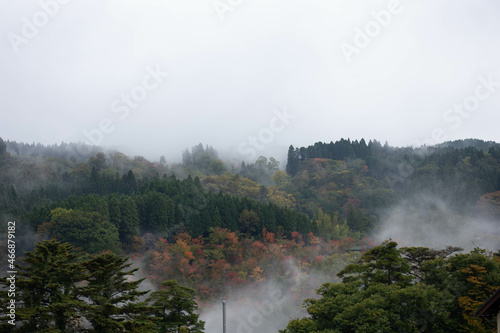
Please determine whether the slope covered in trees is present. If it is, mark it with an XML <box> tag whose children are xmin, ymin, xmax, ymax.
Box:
<box><xmin>2</xmin><ymin>137</ymin><xmax>500</xmax><ymax>332</ymax></box>
<box><xmin>0</xmin><ymin>239</ymin><xmax>204</xmax><ymax>332</ymax></box>
<box><xmin>27</xmin><ymin>174</ymin><xmax>315</xmax><ymax>250</ymax></box>
<box><xmin>281</xmin><ymin>240</ymin><xmax>500</xmax><ymax>333</ymax></box>
<box><xmin>285</xmin><ymin>138</ymin><xmax>500</xmax><ymax>231</ymax></box>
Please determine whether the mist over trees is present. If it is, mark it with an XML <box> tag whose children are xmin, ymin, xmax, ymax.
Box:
<box><xmin>281</xmin><ymin>241</ymin><xmax>500</xmax><ymax>333</ymax></box>
<box><xmin>2</xmin><ymin>136</ymin><xmax>500</xmax><ymax>332</ymax></box>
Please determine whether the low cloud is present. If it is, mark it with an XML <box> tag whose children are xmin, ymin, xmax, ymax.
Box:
<box><xmin>373</xmin><ymin>194</ymin><xmax>500</xmax><ymax>252</ymax></box>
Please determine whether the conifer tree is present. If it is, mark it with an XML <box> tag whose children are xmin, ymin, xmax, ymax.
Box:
<box><xmin>0</xmin><ymin>239</ymin><xmax>85</xmax><ymax>332</ymax></box>
<box><xmin>213</xmin><ymin>207</ymin><xmax>222</xmax><ymax>228</ymax></box>
<box><xmin>81</xmin><ymin>251</ymin><xmax>150</xmax><ymax>332</ymax></box>
<box><xmin>119</xmin><ymin>197</ymin><xmax>140</xmax><ymax>247</ymax></box>
<box><xmin>286</xmin><ymin>145</ymin><xmax>299</xmax><ymax>176</ymax></box>
<box><xmin>108</xmin><ymin>194</ymin><xmax>122</xmax><ymax>228</ymax></box>
<box><xmin>146</xmin><ymin>280</ymin><xmax>205</xmax><ymax>333</ymax></box>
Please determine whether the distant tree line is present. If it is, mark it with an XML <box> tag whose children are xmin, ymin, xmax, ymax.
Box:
<box><xmin>286</xmin><ymin>138</ymin><xmax>500</xmax><ymax>215</ymax></box>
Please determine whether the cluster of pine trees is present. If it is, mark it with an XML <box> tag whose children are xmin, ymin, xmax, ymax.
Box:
<box><xmin>25</xmin><ymin>174</ymin><xmax>315</xmax><ymax>256</ymax></box>
<box><xmin>0</xmin><ymin>239</ymin><xmax>204</xmax><ymax>332</ymax></box>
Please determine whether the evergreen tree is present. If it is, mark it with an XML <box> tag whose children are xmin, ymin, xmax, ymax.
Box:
<box><xmin>213</xmin><ymin>207</ymin><xmax>222</xmax><ymax>228</ymax></box>
<box><xmin>146</xmin><ymin>280</ymin><xmax>205</xmax><ymax>333</ymax></box>
<box><xmin>338</xmin><ymin>240</ymin><xmax>413</xmax><ymax>288</ymax></box>
<box><xmin>286</xmin><ymin>145</ymin><xmax>299</xmax><ymax>176</ymax></box>
<box><xmin>0</xmin><ymin>137</ymin><xmax>7</xmax><ymax>156</ymax></box>
<box><xmin>346</xmin><ymin>204</ymin><xmax>360</xmax><ymax>231</ymax></box>
<box><xmin>81</xmin><ymin>251</ymin><xmax>150</xmax><ymax>332</ymax></box>
<box><xmin>119</xmin><ymin>197</ymin><xmax>140</xmax><ymax>247</ymax></box>
<box><xmin>108</xmin><ymin>194</ymin><xmax>122</xmax><ymax>228</ymax></box>
<box><xmin>122</xmin><ymin>170</ymin><xmax>138</xmax><ymax>195</ymax></box>
<box><xmin>142</xmin><ymin>192</ymin><xmax>173</xmax><ymax>235</ymax></box>
<box><xmin>0</xmin><ymin>239</ymin><xmax>85</xmax><ymax>332</ymax></box>
<box><xmin>182</xmin><ymin>149</ymin><xmax>192</xmax><ymax>166</ymax></box>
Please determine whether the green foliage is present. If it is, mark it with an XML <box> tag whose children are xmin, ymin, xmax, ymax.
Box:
<box><xmin>296</xmin><ymin>282</ymin><xmax>453</xmax><ymax>333</ymax></box>
<box><xmin>0</xmin><ymin>239</ymin><xmax>85</xmax><ymax>332</ymax></box>
<box><xmin>286</xmin><ymin>139</ymin><xmax>500</xmax><ymax>222</ymax></box>
<box><xmin>283</xmin><ymin>241</ymin><xmax>500</xmax><ymax>333</ymax></box>
<box><xmin>238</xmin><ymin>209</ymin><xmax>261</xmax><ymax>235</ymax></box>
<box><xmin>141</xmin><ymin>191</ymin><xmax>174</xmax><ymax>235</ymax></box>
<box><xmin>80</xmin><ymin>251</ymin><xmax>150</xmax><ymax>332</ymax></box>
<box><xmin>50</xmin><ymin>208</ymin><xmax>120</xmax><ymax>254</ymax></box>
<box><xmin>286</xmin><ymin>145</ymin><xmax>300</xmax><ymax>176</ymax></box>
<box><xmin>208</xmin><ymin>159</ymin><xmax>226</xmax><ymax>175</ymax></box>
<box><xmin>338</xmin><ymin>240</ymin><xmax>412</xmax><ymax>288</ymax></box>
<box><xmin>0</xmin><ymin>239</ymin><xmax>203</xmax><ymax>333</ymax></box>
<box><xmin>5</xmin><ymin>138</ymin><xmax>500</xmax><ymax>332</ymax></box>
<box><xmin>146</xmin><ymin>280</ymin><xmax>204</xmax><ymax>333</ymax></box>
<box><xmin>28</xmin><ymin>173</ymin><xmax>315</xmax><ymax>244</ymax></box>
<box><xmin>182</xmin><ymin>143</ymin><xmax>218</xmax><ymax>172</ymax></box>
<box><xmin>119</xmin><ymin>196</ymin><xmax>140</xmax><ymax>247</ymax></box>
<box><xmin>238</xmin><ymin>156</ymin><xmax>280</xmax><ymax>185</ymax></box>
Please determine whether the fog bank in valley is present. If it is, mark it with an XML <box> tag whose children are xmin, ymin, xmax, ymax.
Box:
<box><xmin>373</xmin><ymin>194</ymin><xmax>500</xmax><ymax>252</ymax></box>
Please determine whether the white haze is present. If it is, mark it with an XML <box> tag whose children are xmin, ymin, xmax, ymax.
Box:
<box><xmin>1</xmin><ymin>0</ymin><xmax>500</xmax><ymax>162</ymax></box>
<box><xmin>200</xmin><ymin>281</ymin><xmax>305</xmax><ymax>333</ymax></box>
<box><xmin>130</xmin><ymin>257</ymin><xmax>338</xmax><ymax>333</ymax></box>
<box><xmin>200</xmin><ymin>260</ymin><xmax>329</xmax><ymax>333</ymax></box>
<box><xmin>374</xmin><ymin>195</ymin><xmax>500</xmax><ymax>252</ymax></box>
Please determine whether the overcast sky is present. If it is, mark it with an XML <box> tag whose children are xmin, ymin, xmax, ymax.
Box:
<box><xmin>1</xmin><ymin>0</ymin><xmax>499</xmax><ymax>163</ymax></box>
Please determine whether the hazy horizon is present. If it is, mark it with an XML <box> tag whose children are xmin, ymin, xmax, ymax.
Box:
<box><xmin>2</xmin><ymin>0</ymin><xmax>500</xmax><ymax>162</ymax></box>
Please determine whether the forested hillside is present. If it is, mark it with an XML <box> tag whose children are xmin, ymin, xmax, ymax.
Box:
<box><xmin>286</xmin><ymin>138</ymin><xmax>500</xmax><ymax>228</ymax></box>
<box><xmin>1</xmin><ymin>137</ymin><xmax>500</xmax><ymax>332</ymax></box>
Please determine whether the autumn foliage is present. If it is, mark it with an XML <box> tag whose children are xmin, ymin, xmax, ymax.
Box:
<box><xmin>134</xmin><ymin>228</ymin><xmax>366</xmax><ymax>302</ymax></box>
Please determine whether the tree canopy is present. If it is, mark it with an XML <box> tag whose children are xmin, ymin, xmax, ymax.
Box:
<box><xmin>281</xmin><ymin>241</ymin><xmax>500</xmax><ymax>333</ymax></box>
<box><xmin>0</xmin><ymin>239</ymin><xmax>204</xmax><ymax>333</ymax></box>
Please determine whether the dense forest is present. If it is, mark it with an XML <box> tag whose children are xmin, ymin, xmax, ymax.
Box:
<box><xmin>1</xmin><ymin>137</ymin><xmax>500</xmax><ymax>332</ymax></box>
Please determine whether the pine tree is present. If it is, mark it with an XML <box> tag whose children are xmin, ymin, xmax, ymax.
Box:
<box><xmin>286</xmin><ymin>145</ymin><xmax>299</xmax><ymax>176</ymax></box>
<box><xmin>108</xmin><ymin>194</ymin><xmax>122</xmax><ymax>228</ymax></box>
<box><xmin>0</xmin><ymin>137</ymin><xmax>7</xmax><ymax>156</ymax></box>
<box><xmin>0</xmin><ymin>239</ymin><xmax>85</xmax><ymax>332</ymax></box>
<box><xmin>146</xmin><ymin>280</ymin><xmax>205</xmax><ymax>333</ymax></box>
<box><xmin>346</xmin><ymin>204</ymin><xmax>358</xmax><ymax>230</ymax></box>
<box><xmin>119</xmin><ymin>197</ymin><xmax>140</xmax><ymax>247</ymax></box>
<box><xmin>81</xmin><ymin>251</ymin><xmax>150</xmax><ymax>332</ymax></box>
<box><xmin>213</xmin><ymin>207</ymin><xmax>222</xmax><ymax>228</ymax></box>
<box><xmin>122</xmin><ymin>170</ymin><xmax>138</xmax><ymax>195</ymax></box>
<box><xmin>142</xmin><ymin>192</ymin><xmax>171</xmax><ymax>235</ymax></box>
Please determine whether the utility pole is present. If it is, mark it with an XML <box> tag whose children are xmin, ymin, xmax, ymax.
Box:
<box><xmin>222</xmin><ymin>300</ymin><xmax>226</xmax><ymax>333</ymax></box>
